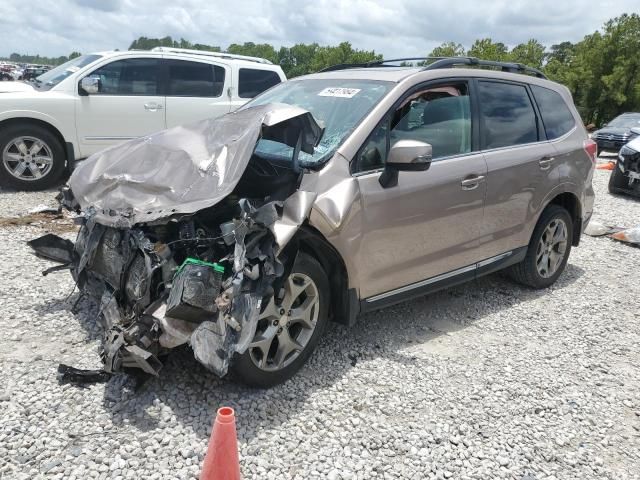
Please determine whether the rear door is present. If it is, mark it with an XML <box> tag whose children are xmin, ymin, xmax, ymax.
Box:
<box><xmin>164</xmin><ymin>58</ymin><xmax>231</xmax><ymax>128</ymax></box>
<box><xmin>477</xmin><ymin>79</ymin><xmax>559</xmax><ymax>258</ymax></box>
<box><xmin>229</xmin><ymin>67</ymin><xmax>283</xmax><ymax>111</ymax></box>
<box><xmin>76</xmin><ymin>57</ymin><xmax>165</xmax><ymax>157</ymax></box>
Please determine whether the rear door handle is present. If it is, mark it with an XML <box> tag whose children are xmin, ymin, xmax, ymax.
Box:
<box><xmin>144</xmin><ymin>102</ymin><xmax>164</xmax><ymax>111</ymax></box>
<box><xmin>539</xmin><ymin>156</ymin><xmax>555</xmax><ymax>170</ymax></box>
<box><xmin>461</xmin><ymin>175</ymin><xmax>486</xmax><ymax>190</ymax></box>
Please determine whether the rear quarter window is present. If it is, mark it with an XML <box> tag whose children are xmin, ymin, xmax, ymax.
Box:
<box><xmin>238</xmin><ymin>68</ymin><xmax>281</xmax><ymax>98</ymax></box>
<box><xmin>531</xmin><ymin>85</ymin><xmax>576</xmax><ymax>139</ymax></box>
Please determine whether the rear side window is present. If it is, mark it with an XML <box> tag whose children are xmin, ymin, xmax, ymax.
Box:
<box><xmin>167</xmin><ymin>60</ymin><xmax>225</xmax><ymax>97</ymax></box>
<box><xmin>238</xmin><ymin>69</ymin><xmax>281</xmax><ymax>98</ymax></box>
<box><xmin>89</xmin><ymin>58</ymin><xmax>160</xmax><ymax>95</ymax></box>
<box><xmin>478</xmin><ymin>81</ymin><xmax>538</xmax><ymax>149</ymax></box>
<box><xmin>531</xmin><ymin>85</ymin><xmax>576</xmax><ymax>139</ymax></box>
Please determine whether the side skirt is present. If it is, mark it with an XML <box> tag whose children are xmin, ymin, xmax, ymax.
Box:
<box><xmin>360</xmin><ymin>247</ymin><xmax>527</xmax><ymax>314</ymax></box>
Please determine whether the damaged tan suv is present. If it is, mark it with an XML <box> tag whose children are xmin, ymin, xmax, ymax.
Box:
<box><xmin>31</xmin><ymin>57</ymin><xmax>596</xmax><ymax>387</ymax></box>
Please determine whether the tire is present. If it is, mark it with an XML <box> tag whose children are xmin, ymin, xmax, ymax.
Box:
<box><xmin>608</xmin><ymin>163</ymin><xmax>627</xmax><ymax>194</ymax></box>
<box><xmin>507</xmin><ymin>205</ymin><xmax>573</xmax><ymax>289</ymax></box>
<box><xmin>0</xmin><ymin>123</ymin><xmax>66</xmax><ymax>190</ymax></box>
<box><xmin>232</xmin><ymin>252</ymin><xmax>330</xmax><ymax>388</ymax></box>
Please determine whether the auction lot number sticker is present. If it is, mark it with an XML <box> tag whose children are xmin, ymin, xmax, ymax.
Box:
<box><xmin>318</xmin><ymin>87</ymin><xmax>361</xmax><ymax>98</ymax></box>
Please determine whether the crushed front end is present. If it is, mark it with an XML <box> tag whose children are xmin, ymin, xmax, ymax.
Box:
<box><xmin>30</xmin><ymin>104</ymin><xmax>323</xmax><ymax>378</ymax></box>
<box><xmin>70</xmin><ymin>199</ymin><xmax>286</xmax><ymax>377</ymax></box>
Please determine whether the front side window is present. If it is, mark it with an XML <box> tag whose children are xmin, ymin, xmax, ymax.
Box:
<box><xmin>531</xmin><ymin>85</ymin><xmax>576</xmax><ymax>139</ymax></box>
<box><xmin>167</xmin><ymin>60</ymin><xmax>224</xmax><ymax>97</ymax></box>
<box><xmin>87</xmin><ymin>58</ymin><xmax>160</xmax><ymax>95</ymax></box>
<box><xmin>478</xmin><ymin>81</ymin><xmax>538</xmax><ymax>149</ymax></box>
<box><xmin>355</xmin><ymin>83</ymin><xmax>472</xmax><ymax>172</ymax></box>
<box><xmin>238</xmin><ymin>68</ymin><xmax>282</xmax><ymax>98</ymax></box>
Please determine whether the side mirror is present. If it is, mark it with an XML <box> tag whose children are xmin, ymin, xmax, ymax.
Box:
<box><xmin>379</xmin><ymin>140</ymin><xmax>432</xmax><ymax>188</ymax></box>
<box><xmin>80</xmin><ymin>76</ymin><xmax>100</xmax><ymax>95</ymax></box>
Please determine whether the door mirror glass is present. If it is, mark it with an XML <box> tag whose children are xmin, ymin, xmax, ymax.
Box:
<box><xmin>387</xmin><ymin>139</ymin><xmax>432</xmax><ymax>171</ymax></box>
<box><xmin>80</xmin><ymin>76</ymin><xmax>100</xmax><ymax>94</ymax></box>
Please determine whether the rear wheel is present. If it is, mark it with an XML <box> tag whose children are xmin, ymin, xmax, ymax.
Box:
<box><xmin>507</xmin><ymin>205</ymin><xmax>573</xmax><ymax>289</ymax></box>
<box><xmin>232</xmin><ymin>252</ymin><xmax>330</xmax><ymax>388</ymax></box>
<box><xmin>0</xmin><ymin>124</ymin><xmax>66</xmax><ymax>190</ymax></box>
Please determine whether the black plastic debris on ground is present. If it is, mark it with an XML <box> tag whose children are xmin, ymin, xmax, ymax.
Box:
<box><xmin>57</xmin><ymin>364</ymin><xmax>112</xmax><ymax>386</ymax></box>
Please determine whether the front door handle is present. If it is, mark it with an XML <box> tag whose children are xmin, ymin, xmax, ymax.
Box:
<box><xmin>144</xmin><ymin>102</ymin><xmax>164</xmax><ymax>111</ymax></box>
<box><xmin>461</xmin><ymin>175</ymin><xmax>486</xmax><ymax>190</ymax></box>
<box><xmin>539</xmin><ymin>155</ymin><xmax>555</xmax><ymax>170</ymax></box>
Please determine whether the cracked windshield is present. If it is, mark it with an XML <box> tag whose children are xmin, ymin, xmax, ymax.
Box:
<box><xmin>247</xmin><ymin>79</ymin><xmax>393</xmax><ymax>167</ymax></box>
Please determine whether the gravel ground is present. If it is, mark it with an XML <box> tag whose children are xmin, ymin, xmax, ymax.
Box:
<box><xmin>1</xmin><ymin>169</ymin><xmax>639</xmax><ymax>480</ymax></box>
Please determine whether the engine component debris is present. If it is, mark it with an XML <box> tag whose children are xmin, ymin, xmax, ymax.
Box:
<box><xmin>166</xmin><ymin>259</ymin><xmax>224</xmax><ymax>322</ymax></box>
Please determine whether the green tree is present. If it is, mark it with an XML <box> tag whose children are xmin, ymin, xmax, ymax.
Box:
<box><xmin>227</xmin><ymin>42</ymin><xmax>279</xmax><ymax>63</ymax></box>
<box><xmin>468</xmin><ymin>38</ymin><xmax>508</xmax><ymax>60</ymax></box>
<box><xmin>509</xmin><ymin>39</ymin><xmax>546</xmax><ymax>68</ymax></box>
<box><xmin>544</xmin><ymin>13</ymin><xmax>640</xmax><ymax>124</ymax></box>
<box><xmin>429</xmin><ymin>41</ymin><xmax>465</xmax><ymax>58</ymax></box>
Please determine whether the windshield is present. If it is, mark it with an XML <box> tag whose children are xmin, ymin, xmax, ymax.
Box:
<box><xmin>33</xmin><ymin>54</ymin><xmax>102</xmax><ymax>91</ymax></box>
<box><xmin>244</xmin><ymin>78</ymin><xmax>394</xmax><ymax>168</ymax></box>
<box><xmin>608</xmin><ymin>114</ymin><xmax>640</xmax><ymax>128</ymax></box>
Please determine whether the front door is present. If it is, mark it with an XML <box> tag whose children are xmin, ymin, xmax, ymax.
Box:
<box><xmin>350</xmin><ymin>81</ymin><xmax>488</xmax><ymax>300</ymax></box>
<box><xmin>75</xmin><ymin>57</ymin><xmax>165</xmax><ymax>158</ymax></box>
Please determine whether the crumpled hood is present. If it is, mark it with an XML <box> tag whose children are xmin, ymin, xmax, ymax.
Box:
<box><xmin>0</xmin><ymin>81</ymin><xmax>35</xmax><ymax>93</ymax></box>
<box><xmin>69</xmin><ymin>103</ymin><xmax>323</xmax><ymax>228</ymax></box>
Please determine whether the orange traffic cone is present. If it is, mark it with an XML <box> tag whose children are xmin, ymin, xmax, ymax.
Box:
<box><xmin>200</xmin><ymin>407</ymin><xmax>241</xmax><ymax>480</ymax></box>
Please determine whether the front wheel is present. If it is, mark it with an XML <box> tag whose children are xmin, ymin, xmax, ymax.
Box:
<box><xmin>0</xmin><ymin>124</ymin><xmax>67</xmax><ymax>190</ymax></box>
<box><xmin>232</xmin><ymin>252</ymin><xmax>330</xmax><ymax>388</ymax></box>
<box><xmin>507</xmin><ymin>205</ymin><xmax>573</xmax><ymax>289</ymax></box>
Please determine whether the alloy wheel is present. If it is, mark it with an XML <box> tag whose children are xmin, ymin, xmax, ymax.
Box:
<box><xmin>249</xmin><ymin>272</ymin><xmax>320</xmax><ymax>371</ymax></box>
<box><xmin>535</xmin><ymin>218</ymin><xmax>568</xmax><ymax>278</ymax></box>
<box><xmin>2</xmin><ymin>136</ymin><xmax>54</xmax><ymax>181</ymax></box>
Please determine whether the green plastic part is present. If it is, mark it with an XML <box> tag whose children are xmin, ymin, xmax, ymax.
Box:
<box><xmin>175</xmin><ymin>257</ymin><xmax>225</xmax><ymax>277</ymax></box>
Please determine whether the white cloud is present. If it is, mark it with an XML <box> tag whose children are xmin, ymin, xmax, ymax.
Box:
<box><xmin>0</xmin><ymin>0</ymin><xmax>637</xmax><ymax>59</ymax></box>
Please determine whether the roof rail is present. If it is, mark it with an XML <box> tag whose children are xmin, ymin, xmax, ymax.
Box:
<box><xmin>151</xmin><ymin>47</ymin><xmax>273</xmax><ymax>65</ymax></box>
<box><xmin>424</xmin><ymin>57</ymin><xmax>547</xmax><ymax>79</ymax></box>
<box><xmin>319</xmin><ymin>56</ymin><xmax>547</xmax><ymax>79</ymax></box>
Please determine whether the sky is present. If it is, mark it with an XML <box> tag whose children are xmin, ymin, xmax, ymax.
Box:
<box><xmin>0</xmin><ymin>0</ymin><xmax>637</xmax><ymax>59</ymax></box>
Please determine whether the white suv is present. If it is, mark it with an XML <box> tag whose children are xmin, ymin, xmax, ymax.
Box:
<box><xmin>0</xmin><ymin>47</ymin><xmax>286</xmax><ymax>190</ymax></box>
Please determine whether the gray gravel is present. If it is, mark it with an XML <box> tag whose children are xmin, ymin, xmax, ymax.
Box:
<box><xmin>1</xmin><ymin>169</ymin><xmax>639</xmax><ymax>480</ymax></box>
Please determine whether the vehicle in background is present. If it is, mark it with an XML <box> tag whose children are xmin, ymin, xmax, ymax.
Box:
<box><xmin>21</xmin><ymin>65</ymin><xmax>51</xmax><ymax>81</ymax></box>
<box><xmin>0</xmin><ymin>48</ymin><xmax>286</xmax><ymax>190</ymax></box>
<box><xmin>32</xmin><ymin>57</ymin><xmax>596</xmax><ymax>387</ymax></box>
<box><xmin>609</xmin><ymin>127</ymin><xmax>640</xmax><ymax>197</ymax></box>
<box><xmin>592</xmin><ymin>112</ymin><xmax>640</xmax><ymax>153</ymax></box>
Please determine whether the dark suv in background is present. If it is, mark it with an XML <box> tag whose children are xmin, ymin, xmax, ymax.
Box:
<box><xmin>592</xmin><ymin>112</ymin><xmax>640</xmax><ymax>152</ymax></box>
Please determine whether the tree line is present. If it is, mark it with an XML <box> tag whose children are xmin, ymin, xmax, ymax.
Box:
<box><xmin>3</xmin><ymin>13</ymin><xmax>638</xmax><ymax>125</ymax></box>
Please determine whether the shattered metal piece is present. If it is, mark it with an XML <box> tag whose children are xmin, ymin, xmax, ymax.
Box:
<box><xmin>57</xmin><ymin>364</ymin><xmax>111</xmax><ymax>385</ymax></box>
<box><xmin>28</xmin><ymin>234</ymin><xmax>75</xmax><ymax>264</ymax></box>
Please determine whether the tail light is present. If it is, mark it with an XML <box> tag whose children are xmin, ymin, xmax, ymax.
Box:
<box><xmin>583</xmin><ymin>139</ymin><xmax>597</xmax><ymax>163</ymax></box>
